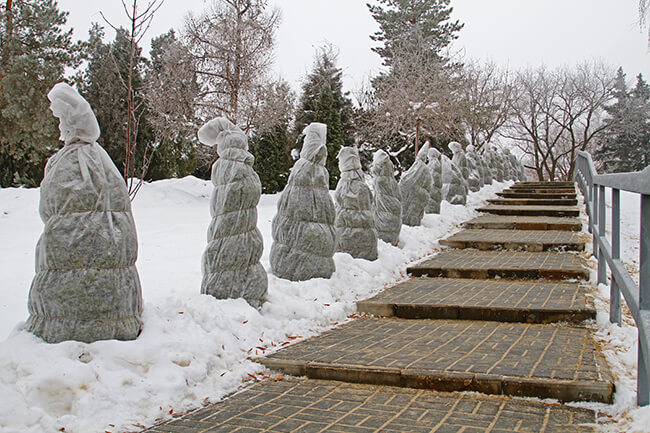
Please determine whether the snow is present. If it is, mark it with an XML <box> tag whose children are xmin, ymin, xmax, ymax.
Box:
<box><xmin>0</xmin><ymin>177</ymin><xmax>647</xmax><ymax>432</ymax></box>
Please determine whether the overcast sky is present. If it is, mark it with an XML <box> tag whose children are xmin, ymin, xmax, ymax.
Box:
<box><xmin>57</xmin><ymin>0</ymin><xmax>650</xmax><ymax>96</ymax></box>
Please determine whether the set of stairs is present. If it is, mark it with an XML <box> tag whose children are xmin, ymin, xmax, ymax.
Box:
<box><xmin>147</xmin><ymin>182</ymin><xmax>610</xmax><ymax>433</ymax></box>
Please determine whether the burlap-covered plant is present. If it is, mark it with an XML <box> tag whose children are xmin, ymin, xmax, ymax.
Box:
<box><xmin>399</xmin><ymin>142</ymin><xmax>432</xmax><ymax>226</ymax></box>
<box><xmin>371</xmin><ymin>150</ymin><xmax>401</xmax><ymax>246</ymax></box>
<box><xmin>425</xmin><ymin>147</ymin><xmax>442</xmax><ymax>214</ymax></box>
<box><xmin>334</xmin><ymin>146</ymin><xmax>378</xmax><ymax>260</ymax></box>
<box><xmin>26</xmin><ymin>82</ymin><xmax>143</xmax><ymax>343</ymax></box>
<box><xmin>270</xmin><ymin>123</ymin><xmax>336</xmax><ymax>281</ymax></box>
<box><xmin>198</xmin><ymin>117</ymin><xmax>267</xmax><ymax>308</ymax></box>
<box><xmin>441</xmin><ymin>154</ymin><xmax>468</xmax><ymax>205</ymax></box>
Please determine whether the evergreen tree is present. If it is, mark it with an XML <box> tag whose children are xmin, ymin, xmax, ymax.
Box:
<box><xmin>250</xmin><ymin>124</ymin><xmax>292</xmax><ymax>193</ymax></box>
<box><xmin>596</xmin><ymin>69</ymin><xmax>650</xmax><ymax>172</ymax></box>
<box><xmin>0</xmin><ymin>0</ymin><xmax>84</xmax><ymax>187</ymax></box>
<box><xmin>79</xmin><ymin>26</ymin><xmax>154</xmax><ymax>180</ymax></box>
<box><xmin>145</xmin><ymin>30</ymin><xmax>200</xmax><ymax>179</ymax></box>
<box><xmin>368</xmin><ymin>0</ymin><xmax>463</xmax><ymax>66</ymax></box>
<box><xmin>293</xmin><ymin>47</ymin><xmax>354</xmax><ymax>189</ymax></box>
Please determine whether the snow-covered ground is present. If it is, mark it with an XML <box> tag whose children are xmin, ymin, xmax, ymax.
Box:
<box><xmin>0</xmin><ymin>177</ymin><xmax>648</xmax><ymax>432</ymax></box>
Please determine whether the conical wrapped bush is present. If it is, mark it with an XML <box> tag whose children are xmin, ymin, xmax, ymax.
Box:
<box><xmin>441</xmin><ymin>154</ymin><xmax>468</xmax><ymax>205</ymax></box>
<box><xmin>334</xmin><ymin>146</ymin><xmax>378</xmax><ymax>260</ymax></box>
<box><xmin>199</xmin><ymin>117</ymin><xmax>267</xmax><ymax>308</ymax></box>
<box><xmin>425</xmin><ymin>147</ymin><xmax>442</xmax><ymax>214</ymax></box>
<box><xmin>465</xmin><ymin>144</ymin><xmax>484</xmax><ymax>191</ymax></box>
<box><xmin>399</xmin><ymin>142</ymin><xmax>432</xmax><ymax>226</ymax></box>
<box><xmin>372</xmin><ymin>150</ymin><xmax>401</xmax><ymax>245</ymax></box>
<box><xmin>270</xmin><ymin>123</ymin><xmax>336</xmax><ymax>281</ymax></box>
<box><xmin>25</xmin><ymin>82</ymin><xmax>142</xmax><ymax>343</ymax></box>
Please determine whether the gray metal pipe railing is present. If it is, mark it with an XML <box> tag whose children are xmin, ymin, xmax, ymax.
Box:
<box><xmin>574</xmin><ymin>151</ymin><xmax>650</xmax><ymax>406</ymax></box>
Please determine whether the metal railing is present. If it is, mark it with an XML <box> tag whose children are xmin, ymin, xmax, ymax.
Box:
<box><xmin>574</xmin><ymin>151</ymin><xmax>650</xmax><ymax>406</ymax></box>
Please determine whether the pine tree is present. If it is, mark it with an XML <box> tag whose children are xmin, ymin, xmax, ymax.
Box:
<box><xmin>0</xmin><ymin>0</ymin><xmax>84</xmax><ymax>187</ymax></box>
<box><xmin>293</xmin><ymin>47</ymin><xmax>354</xmax><ymax>189</ymax></box>
<box><xmin>367</xmin><ymin>0</ymin><xmax>463</xmax><ymax>66</ymax></box>
<box><xmin>596</xmin><ymin>69</ymin><xmax>650</xmax><ymax>172</ymax></box>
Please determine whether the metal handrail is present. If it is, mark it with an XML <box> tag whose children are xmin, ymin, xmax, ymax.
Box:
<box><xmin>574</xmin><ymin>151</ymin><xmax>650</xmax><ymax>406</ymax></box>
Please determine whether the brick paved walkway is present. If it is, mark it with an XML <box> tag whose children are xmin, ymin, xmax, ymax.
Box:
<box><xmin>463</xmin><ymin>215</ymin><xmax>582</xmax><ymax>231</ymax></box>
<box><xmin>497</xmin><ymin>191</ymin><xmax>578</xmax><ymax>200</ymax></box>
<box><xmin>146</xmin><ymin>378</ymin><xmax>597</xmax><ymax>433</ymax></box>
<box><xmin>356</xmin><ymin>278</ymin><xmax>595</xmax><ymax>324</ymax></box>
<box><xmin>439</xmin><ymin>229</ymin><xmax>586</xmax><ymax>252</ymax></box>
<box><xmin>487</xmin><ymin>198</ymin><xmax>578</xmax><ymax>206</ymax></box>
<box><xmin>477</xmin><ymin>205</ymin><xmax>580</xmax><ymax>217</ymax></box>
<box><xmin>407</xmin><ymin>250</ymin><xmax>589</xmax><ymax>280</ymax></box>
<box><xmin>259</xmin><ymin>318</ymin><xmax>612</xmax><ymax>403</ymax></box>
<box><xmin>142</xmin><ymin>181</ymin><xmax>610</xmax><ymax>433</ymax></box>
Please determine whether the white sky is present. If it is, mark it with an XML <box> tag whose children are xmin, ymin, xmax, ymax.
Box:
<box><xmin>57</xmin><ymin>0</ymin><xmax>650</xmax><ymax>96</ymax></box>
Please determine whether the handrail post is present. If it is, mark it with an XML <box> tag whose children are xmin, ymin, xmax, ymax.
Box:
<box><xmin>598</xmin><ymin>185</ymin><xmax>607</xmax><ymax>285</ymax></box>
<box><xmin>593</xmin><ymin>183</ymin><xmax>599</xmax><ymax>260</ymax></box>
<box><xmin>639</xmin><ymin>194</ymin><xmax>650</xmax><ymax>405</ymax></box>
<box><xmin>610</xmin><ymin>188</ymin><xmax>621</xmax><ymax>325</ymax></box>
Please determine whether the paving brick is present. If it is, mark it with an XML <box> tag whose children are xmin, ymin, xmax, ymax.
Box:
<box><xmin>497</xmin><ymin>191</ymin><xmax>577</xmax><ymax>200</ymax></box>
<box><xmin>439</xmin><ymin>229</ymin><xmax>587</xmax><ymax>252</ymax></box>
<box><xmin>463</xmin><ymin>215</ymin><xmax>582</xmax><ymax>231</ymax></box>
<box><xmin>487</xmin><ymin>198</ymin><xmax>578</xmax><ymax>206</ymax></box>
<box><xmin>259</xmin><ymin>318</ymin><xmax>613</xmax><ymax>403</ymax></box>
<box><xmin>144</xmin><ymin>378</ymin><xmax>597</xmax><ymax>433</ymax></box>
<box><xmin>478</xmin><ymin>204</ymin><xmax>580</xmax><ymax>217</ymax></box>
<box><xmin>407</xmin><ymin>250</ymin><xmax>589</xmax><ymax>280</ymax></box>
<box><xmin>356</xmin><ymin>278</ymin><xmax>595</xmax><ymax>323</ymax></box>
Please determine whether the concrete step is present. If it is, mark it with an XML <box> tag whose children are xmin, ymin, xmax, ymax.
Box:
<box><xmin>148</xmin><ymin>377</ymin><xmax>598</xmax><ymax>433</ymax></box>
<box><xmin>439</xmin><ymin>229</ymin><xmax>586</xmax><ymax>252</ymax></box>
<box><xmin>498</xmin><ymin>191</ymin><xmax>577</xmax><ymax>200</ymax></box>
<box><xmin>406</xmin><ymin>250</ymin><xmax>589</xmax><ymax>280</ymax></box>
<box><xmin>503</xmin><ymin>188</ymin><xmax>577</xmax><ymax>195</ymax></box>
<box><xmin>463</xmin><ymin>215</ymin><xmax>582</xmax><ymax>231</ymax></box>
<box><xmin>357</xmin><ymin>278</ymin><xmax>595</xmax><ymax>324</ymax></box>
<box><xmin>259</xmin><ymin>318</ymin><xmax>613</xmax><ymax>403</ymax></box>
<box><xmin>487</xmin><ymin>198</ymin><xmax>578</xmax><ymax>206</ymax></box>
<box><xmin>511</xmin><ymin>181</ymin><xmax>575</xmax><ymax>188</ymax></box>
<box><xmin>478</xmin><ymin>204</ymin><xmax>580</xmax><ymax>217</ymax></box>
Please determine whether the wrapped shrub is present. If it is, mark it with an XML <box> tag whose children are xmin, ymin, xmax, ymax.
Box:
<box><xmin>425</xmin><ymin>147</ymin><xmax>442</xmax><ymax>214</ymax></box>
<box><xmin>399</xmin><ymin>142</ymin><xmax>432</xmax><ymax>226</ymax></box>
<box><xmin>371</xmin><ymin>150</ymin><xmax>401</xmax><ymax>246</ymax></box>
<box><xmin>199</xmin><ymin>117</ymin><xmax>267</xmax><ymax>308</ymax></box>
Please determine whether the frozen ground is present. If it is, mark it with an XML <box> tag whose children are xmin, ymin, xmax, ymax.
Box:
<box><xmin>0</xmin><ymin>177</ymin><xmax>647</xmax><ymax>432</ymax></box>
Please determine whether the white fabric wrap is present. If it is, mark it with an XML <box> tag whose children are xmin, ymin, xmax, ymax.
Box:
<box><xmin>399</xmin><ymin>142</ymin><xmax>433</xmax><ymax>226</ymax></box>
<box><xmin>441</xmin><ymin>154</ymin><xmax>468</xmax><ymax>205</ymax></box>
<box><xmin>371</xmin><ymin>150</ymin><xmax>402</xmax><ymax>245</ymax></box>
<box><xmin>199</xmin><ymin>117</ymin><xmax>267</xmax><ymax>308</ymax></box>
<box><xmin>334</xmin><ymin>147</ymin><xmax>378</xmax><ymax>260</ymax></box>
<box><xmin>270</xmin><ymin>123</ymin><xmax>336</xmax><ymax>281</ymax></box>
<box><xmin>425</xmin><ymin>148</ymin><xmax>442</xmax><ymax>214</ymax></box>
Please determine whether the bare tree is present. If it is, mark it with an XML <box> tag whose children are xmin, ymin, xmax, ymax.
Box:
<box><xmin>101</xmin><ymin>0</ymin><xmax>164</xmax><ymax>198</ymax></box>
<box><xmin>641</xmin><ymin>0</ymin><xmax>650</xmax><ymax>44</ymax></box>
<box><xmin>458</xmin><ymin>60</ymin><xmax>515</xmax><ymax>150</ymax></box>
<box><xmin>183</xmin><ymin>0</ymin><xmax>280</xmax><ymax>131</ymax></box>
<box><xmin>355</xmin><ymin>40</ymin><xmax>462</xmax><ymax>170</ymax></box>
<box><xmin>503</xmin><ymin>62</ymin><xmax>615</xmax><ymax>181</ymax></box>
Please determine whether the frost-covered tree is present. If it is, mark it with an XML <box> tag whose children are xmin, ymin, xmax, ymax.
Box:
<box><xmin>0</xmin><ymin>0</ymin><xmax>84</xmax><ymax>187</ymax></box>
<box><xmin>425</xmin><ymin>146</ymin><xmax>442</xmax><ymax>214</ymax></box>
<box><xmin>270</xmin><ymin>123</ymin><xmax>336</xmax><ymax>281</ymax></box>
<box><xmin>145</xmin><ymin>29</ymin><xmax>200</xmax><ymax>180</ymax></box>
<box><xmin>334</xmin><ymin>146</ymin><xmax>378</xmax><ymax>260</ymax></box>
<box><xmin>399</xmin><ymin>141</ymin><xmax>432</xmax><ymax>226</ymax></box>
<box><xmin>250</xmin><ymin>80</ymin><xmax>295</xmax><ymax>193</ymax></box>
<box><xmin>293</xmin><ymin>46</ymin><xmax>354</xmax><ymax>189</ymax></box>
<box><xmin>27</xmin><ymin>83</ymin><xmax>142</xmax><ymax>343</ymax></box>
<box><xmin>595</xmin><ymin>70</ymin><xmax>650</xmax><ymax>172</ymax></box>
<box><xmin>372</xmin><ymin>149</ymin><xmax>402</xmax><ymax>245</ymax></box>
<box><xmin>198</xmin><ymin>117</ymin><xmax>267</xmax><ymax>308</ymax></box>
